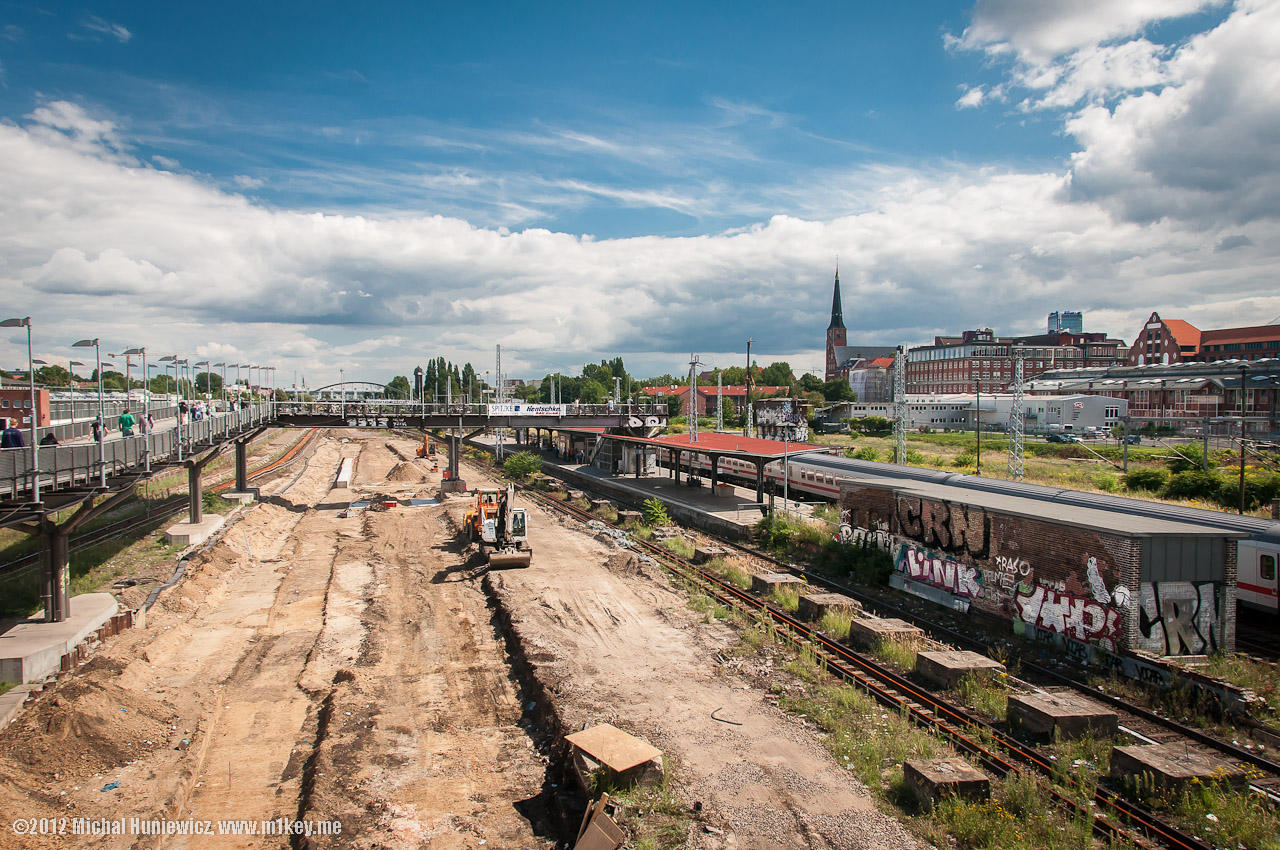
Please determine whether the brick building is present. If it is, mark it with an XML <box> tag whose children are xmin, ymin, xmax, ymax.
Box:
<box><xmin>822</xmin><ymin>269</ymin><xmax>896</xmax><ymax>381</ymax></box>
<box><xmin>0</xmin><ymin>385</ymin><xmax>51</xmax><ymax>431</ymax></box>
<box><xmin>839</xmin><ymin>479</ymin><xmax>1242</xmax><ymax>656</ymax></box>
<box><xmin>639</xmin><ymin>384</ymin><xmax>791</xmax><ymax>416</ymax></box>
<box><xmin>906</xmin><ymin>328</ymin><xmax>1125</xmax><ymax>394</ymax></box>
<box><xmin>1127</xmin><ymin>312</ymin><xmax>1280</xmax><ymax>365</ymax></box>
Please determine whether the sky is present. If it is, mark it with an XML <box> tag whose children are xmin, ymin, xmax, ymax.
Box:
<box><xmin>1</xmin><ymin>0</ymin><xmax>1277</xmax><ymax>388</ymax></box>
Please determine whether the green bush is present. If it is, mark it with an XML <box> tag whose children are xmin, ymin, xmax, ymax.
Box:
<box><xmin>502</xmin><ymin>451</ymin><xmax>542</xmax><ymax>480</ymax></box>
<box><xmin>1163</xmin><ymin>470</ymin><xmax>1223</xmax><ymax>501</ymax></box>
<box><xmin>642</xmin><ymin>497</ymin><xmax>672</xmax><ymax>527</ymax></box>
<box><xmin>1217</xmin><ymin>471</ymin><xmax>1280</xmax><ymax>512</ymax></box>
<box><xmin>1123</xmin><ymin>469</ymin><xmax>1169</xmax><ymax>492</ymax></box>
<box><xmin>903</xmin><ymin>449</ymin><xmax>926</xmax><ymax>465</ymax></box>
<box><xmin>1165</xmin><ymin>445</ymin><xmax>1208</xmax><ymax>473</ymax></box>
<box><xmin>848</xmin><ymin>446</ymin><xmax>880</xmax><ymax>461</ymax></box>
<box><xmin>1090</xmin><ymin>472</ymin><xmax>1121</xmax><ymax>493</ymax></box>
<box><xmin>953</xmin><ymin>450</ymin><xmax>976</xmax><ymax>468</ymax></box>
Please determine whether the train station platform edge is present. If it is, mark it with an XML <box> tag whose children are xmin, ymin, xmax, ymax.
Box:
<box><xmin>0</xmin><ymin>592</ymin><xmax>119</xmax><ymax>688</ymax></box>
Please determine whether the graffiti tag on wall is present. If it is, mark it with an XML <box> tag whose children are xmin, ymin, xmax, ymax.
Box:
<box><xmin>1137</xmin><ymin>581</ymin><xmax>1222</xmax><ymax>656</ymax></box>
<box><xmin>895</xmin><ymin>542</ymin><xmax>985</xmax><ymax>599</ymax></box>
<box><xmin>1015</xmin><ymin>582</ymin><xmax>1122</xmax><ymax>648</ymax></box>
<box><xmin>895</xmin><ymin>496</ymin><xmax>990</xmax><ymax>558</ymax></box>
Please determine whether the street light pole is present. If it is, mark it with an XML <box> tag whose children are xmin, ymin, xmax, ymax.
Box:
<box><xmin>1</xmin><ymin>318</ymin><xmax>39</xmax><ymax>501</ymax></box>
<box><xmin>1239</xmin><ymin>364</ymin><xmax>1249</xmax><ymax>515</ymax></box>
<box><xmin>73</xmin><ymin>338</ymin><xmax>106</xmax><ymax>486</ymax></box>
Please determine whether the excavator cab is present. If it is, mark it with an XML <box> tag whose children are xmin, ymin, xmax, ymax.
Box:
<box><xmin>415</xmin><ymin>434</ymin><xmax>437</xmax><ymax>458</ymax></box>
<box><xmin>463</xmin><ymin>485</ymin><xmax>533</xmax><ymax>569</ymax></box>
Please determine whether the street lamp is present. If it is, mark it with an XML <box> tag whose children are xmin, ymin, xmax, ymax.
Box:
<box><xmin>69</xmin><ymin>360</ymin><xmax>85</xmax><ymax>427</ymax></box>
<box><xmin>339</xmin><ymin>368</ymin><xmax>345</xmax><ymax>418</ymax></box>
<box><xmin>2</xmin><ymin>317</ymin><xmax>39</xmax><ymax>501</ymax></box>
<box><xmin>214</xmin><ymin>363</ymin><xmax>226</xmax><ymax>406</ymax></box>
<box><xmin>1239</xmin><ymin>364</ymin><xmax>1249</xmax><ymax>515</ymax></box>
<box><xmin>159</xmin><ymin>355</ymin><xmax>184</xmax><ymax>461</ymax></box>
<box><xmin>121</xmin><ymin>348</ymin><xmax>150</xmax><ymax>471</ymax></box>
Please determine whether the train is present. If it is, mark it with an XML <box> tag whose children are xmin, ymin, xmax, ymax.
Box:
<box><xmin>656</xmin><ymin>446</ymin><xmax>1280</xmax><ymax>613</ymax></box>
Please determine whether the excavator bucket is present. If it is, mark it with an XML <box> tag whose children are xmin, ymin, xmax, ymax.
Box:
<box><xmin>485</xmin><ymin>548</ymin><xmax>533</xmax><ymax>569</ymax></box>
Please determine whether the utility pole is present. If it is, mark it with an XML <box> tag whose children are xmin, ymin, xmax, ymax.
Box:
<box><xmin>744</xmin><ymin>338</ymin><xmax>753</xmax><ymax>438</ymax></box>
<box><xmin>893</xmin><ymin>347</ymin><xmax>906</xmax><ymax>464</ymax></box>
<box><xmin>1007</xmin><ymin>348</ymin><xmax>1025</xmax><ymax>481</ymax></box>
<box><xmin>495</xmin><ymin>344</ymin><xmax>505</xmax><ymax>462</ymax></box>
<box><xmin>716</xmin><ymin>373</ymin><xmax>723</xmax><ymax>431</ymax></box>
<box><xmin>688</xmin><ymin>354</ymin><xmax>701</xmax><ymax>444</ymax></box>
<box><xmin>975</xmin><ymin>381</ymin><xmax>981</xmax><ymax>475</ymax></box>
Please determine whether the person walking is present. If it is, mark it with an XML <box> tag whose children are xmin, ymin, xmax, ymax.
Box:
<box><xmin>118</xmin><ymin>408</ymin><xmax>136</xmax><ymax>437</ymax></box>
<box><xmin>0</xmin><ymin>418</ymin><xmax>24</xmax><ymax>449</ymax></box>
<box><xmin>91</xmin><ymin>414</ymin><xmax>103</xmax><ymax>443</ymax></box>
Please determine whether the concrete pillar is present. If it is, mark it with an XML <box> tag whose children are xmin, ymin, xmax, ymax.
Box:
<box><xmin>188</xmin><ymin>461</ymin><xmax>203</xmax><ymax>524</ymax></box>
<box><xmin>40</xmin><ymin>520</ymin><xmax>71</xmax><ymax>623</ymax></box>
<box><xmin>754</xmin><ymin>461</ymin><xmax>765</xmax><ymax>503</ymax></box>
<box><xmin>235</xmin><ymin>438</ymin><xmax>249</xmax><ymax>492</ymax></box>
<box><xmin>709</xmin><ymin>453</ymin><xmax>719</xmax><ymax>491</ymax></box>
<box><xmin>674</xmin><ymin>450</ymin><xmax>681</xmax><ymax>483</ymax></box>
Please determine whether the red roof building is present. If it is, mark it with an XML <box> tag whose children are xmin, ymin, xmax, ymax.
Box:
<box><xmin>1127</xmin><ymin>312</ymin><xmax>1280</xmax><ymax>365</ymax></box>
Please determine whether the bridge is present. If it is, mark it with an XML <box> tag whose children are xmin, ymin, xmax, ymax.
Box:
<box><xmin>0</xmin><ymin>389</ymin><xmax>667</xmax><ymax>623</ymax></box>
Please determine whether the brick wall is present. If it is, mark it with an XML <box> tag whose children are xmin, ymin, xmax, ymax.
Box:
<box><xmin>841</xmin><ymin>484</ymin><xmax>1233</xmax><ymax>655</ymax></box>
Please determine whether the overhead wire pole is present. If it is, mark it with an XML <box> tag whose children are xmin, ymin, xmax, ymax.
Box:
<box><xmin>716</xmin><ymin>372</ymin><xmax>723</xmax><ymax>431</ymax></box>
<box><xmin>744</xmin><ymin>337</ymin><xmax>752</xmax><ymax>438</ymax></box>
<box><xmin>687</xmin><ymin>354</ymin><xmax>701</xmax><ymax>444</ymax></box>
<box><xmin>893</xmin><ymin>346</ymin><xmax>906</xmax><ymax>464</ymax></box>
<box><xmin>1008</xmin><ymin>347</ymin><xmax>1026</xmax><ymax>481</ymax></box>
<box><xmin>495</xmin><ymin>344</ymin><xmax>505</xmax><ymax>462</ymax></box>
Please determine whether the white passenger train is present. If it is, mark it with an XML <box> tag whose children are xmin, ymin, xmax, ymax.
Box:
<box><xmin>657</xmin><ymin>447</ymin><xmax>1280</xmax><ymax>613</ymax></box>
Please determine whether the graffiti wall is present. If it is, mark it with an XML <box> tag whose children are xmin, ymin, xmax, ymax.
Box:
<box><xmin>840</xmin><ymin>484</ymin><xmax>1231</xmax><ymax>655</ymax></box>
<box><xmin>1136</xmin><ymin>581</ymin><xmax>1223</xmax><ymax>655</ymax></box>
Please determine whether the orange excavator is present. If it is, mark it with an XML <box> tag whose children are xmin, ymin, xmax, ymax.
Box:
<box><xmin>415</xmin><ymin>434</ymin><xmax>437</xmax><ymax>459</ymax></box>
<box><xmin>463</xmin><ymin>484</ymin><xmax>533</xmax><ymax>568</ymax></box>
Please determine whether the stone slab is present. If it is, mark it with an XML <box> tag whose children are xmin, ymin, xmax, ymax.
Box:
<box><xmin>589</xmin><ymin>499</ymin><xmax>613</xmax><ymax>512</ymax></box>
<box><xmin>164</xmin><ymin>514</ymin><xmax>227</xmax><ymax>547</ymax></box>
<box><xmin>751</xmin><ymin>572</ymin><xmax>805</xmax><ymax>594</ymax></box>
<box><xmin>567</xmin><ymin>489</ymin><xmax>586</xmax><ymax>501</ymax></box>
<box><xmin>616</xmin><ymin>510</ymin><xmax>642</xmax><ymax>525</ymax></box>
<box><xmin>1109</xmin><ymin>742</ymin><xmax>1247</xmax><ymax>792</ymax></box>
<box><xmin>693</xmin><ymin>545</ymin><xmax>729</xmax><ymax>564</ymax></box>
<box><xmin>915</xmin><ymin>650</ymin><xmax>1005</xmax><ymax>689</ymax></box>
<box><xmin>0</xmin><ymin>593</ymin><xmax>119</xmax><ymax>683</ymax></box>
<box><xmin>847</xmin><ymin>617</ymin><xmax>924</xmax><ymax>648</ymax></box>
<box><xmin>221</xmin><ymin>490</ymin><xmax>257</xmax><ymax>504</ymax></box>
<box><xmin>797</xmin><ymin>592</ymin><xmax>862</xmax><ymax>622</ymax></box>
<box><xmin>904</xmin><ymin>758</ymin><xmax>990</xmax><ymax>810</ymax></box>
<box><xmin>334</xmin><ymin>457</ymin><xmax>355</xmax><ymax>489</ymax></box>
<box><xmin>1008</xmin><ymin>691</ymin><xmax>1119</xmax><ymax>741</ymax></box>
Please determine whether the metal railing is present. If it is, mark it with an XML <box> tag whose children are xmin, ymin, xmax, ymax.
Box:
<box><xmin>0</xmin><ymin>404</ymin><xmax>272</xmax><ymax>500</ymax></box>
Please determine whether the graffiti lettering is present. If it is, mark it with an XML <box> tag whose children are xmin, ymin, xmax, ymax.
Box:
<box><xmin>1015</xmin><ymin>583</ymin><xmax>1121</xmax><ymax>647</ymax></box>
<box><xmin>894</xmin><ymin>496</ymin><xmax>990</xmax><ymax>558</ymax></box>
<box><xmin>895</xmin><ymin>543</ymin><xmax>985</xmax><ymax>599</ymax></box>
<box><xmin>1137</xmin><ymin>582</ymin><xmax>1222</xmax><ymax>656</ymax></box>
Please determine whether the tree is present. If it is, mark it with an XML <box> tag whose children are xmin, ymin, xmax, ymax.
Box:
<box><xmin>149</xmin><ymin>374</ymin><xmax>176</xmax><ymax>394</ymax></box>
<box><xmin>35</xmin><ymin>365</ymin><xmax>72</xmax><ymax>387</ymax></box>
<box><xmin>386</xmin><ymin>375</ymin><xmax>411</xmax><ymax>399</ymax></box>
<box><xmin>757</xmin><ymin>361</ymin><xmax>794</xmax><ymax>387</ymax></box>
<box><xmin>798</xmin><ymin>373</ymin><xmax>824</xmax><ymax>393</ymax></box>
<box><xmin>195</xmin><ymin>371</ymin><xmax>224</xmax><ymax>395</ymax></box>
<box><xmin>101</xmin><ymin>370</ymin><xmax>126</xmax><ymax>391</ymax></box>
<box><xmin>821</xmin><ymin>379</ymin><xmax>855</xmax><ymax>402</ymax></box>
<box><xmin>577</xmin><ymin>379</ymin><xmax>607</xmax><ymax>404</ymax></box>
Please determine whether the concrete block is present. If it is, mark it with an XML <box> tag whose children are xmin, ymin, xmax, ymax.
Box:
<box><xmin>545</xmin><ymin>481</ymin><xmax>563</xmax><ymax>492</ymax></box>
<box><xmin>589</xmin><ymin>499</ymin><xmax>612</xmax><ymax>512</ymax></box>
<box><xmin>567</xmin><ymin>489</ymin><xmax>586</xmax><ymax>501</ymax></box>
<box><xmin>334</xmin><ymin>457</ymin><xmax>355</xmax><ymax>490</ymax></box>
<box><xmin>1109</xmin><ymin>742</ymin><xmax>1247</xmax><ymax>792</ymax></box>
<box><xmin>915</xmin><ymin>650</ymin><xmax>1005</xmax><ymax>689</ymax></box>
<box><xmin>1008</xmin><ymin>691</ymin><xmax>1118</xmax><ymax>741</ymax></box>
<box><xmin>693</xmin><ymin>545</ymin><xmax>729</xmax><ymax>564</ymax></box>
<box><xmin>616</xmin><ymin>510</ymin><xmax>642</xmax><ymax>524</ymax></box>
<box><xmin>164</xmin><ymin>514</ymin><xmax>227</xmax><ymax>547</ymax></box>
<box><xmin>751</xmin><ymin>572</ymin><xmax>805</xmax><ymax>594</ymax></box>
<box><xmin>0</xmin><ymin>593</ymin><xmax>119</xmax><ymax>683</ymax></box>
<box><xmin>904</xmin><ymin>758</ymin><xmax>990</xmax><ymax>810</ymax></box>
<box><xmin>797</xmin><ymin>592</ymin><xmax>862</xmax><ymax>622</ymax></box>
<box><xmin>439</xmin><ymin>479</ymin><xmax>467</xmax><ymax>494</ymax></box>
<box><xmin>221</xmin><ymin>491</ymin><xmax>256</xmax><ymax>504</ymax></box>
<box><xmin>848</xmin><ymin>617</ymin><xmax>924</xmax><ymax>649</ymax></box>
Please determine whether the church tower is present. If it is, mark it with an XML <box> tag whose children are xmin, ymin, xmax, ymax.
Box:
<box><xmin>824</xmin><ymin>268</ymin><xmax>847</xmax><ymax>381</ymax></box>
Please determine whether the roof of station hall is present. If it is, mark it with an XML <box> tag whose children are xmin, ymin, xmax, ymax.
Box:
<box><xmin>556</xmin><ymin>428</ymin><xmax>834</xmax><ymax>461</ymax></box>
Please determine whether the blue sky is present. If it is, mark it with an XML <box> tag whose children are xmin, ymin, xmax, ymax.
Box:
<box><xmin>0</xmin><ymin>1</ymin><xmax>1275</xmax><ymax>385</ymax></box>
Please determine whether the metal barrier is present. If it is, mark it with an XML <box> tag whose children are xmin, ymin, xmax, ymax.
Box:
<box><xmin>0</xmin><ymin>404</ymin><xmax>272</xmax><ymax>500</ymax></box>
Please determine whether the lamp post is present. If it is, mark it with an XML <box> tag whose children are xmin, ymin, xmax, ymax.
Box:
<box><xmin>1239</xmin><ymin>364</ymin><xmax>1249</xmax><ymax>515</ymax></box>
<box><xmin>160</xmin><ymin>355</ymin><xmax>184</xmax><ymax>461</ymax></box>
<box><xmin>339</xmin><ymin>368</ymin><xmax>345</xmax><ymax>418</ymax></box>
<box><xmin>229</xmin><ymin>364</ymin><xmax>240</xmax><ymax>403</ymax></box>
<box><xmin>123</xmin><ymin>349</ymin><xmax>148</xmax><ymax>471</ymax></box>
<box><xmin>214</xmin><ymin>363</ymin><xmax>226</xmax><ymax>406</ymax></box>
<box><xmin>1</xmin><ymin>318</ymin><xmax>39</xmax><ymax>501</ymax></box>
<box><xmin>73</xmin><ymin>338</ymin><xmax>107</xmax><ymax>486</ymax></box>
<box><xmin>69</xmin><ymin>360</ymin><xmax>85</xmax><ymax>427</ymax></box>
<box><xmin>975</xmin><ymin>381</ymin><xmax>982</xmax><ymax>475</ymax></box>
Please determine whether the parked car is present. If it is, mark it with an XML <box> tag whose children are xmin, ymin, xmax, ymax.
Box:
<box><xmin>1125</xmin><ymin>434</ymin><xmax>1142</xmax><ymax>444</ymax></box>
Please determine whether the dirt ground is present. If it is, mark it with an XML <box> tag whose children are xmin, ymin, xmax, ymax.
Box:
<box><xmin>0</xmin><ymin>431</ymin><xmax>921</xmax><ymax>850</ymax></box>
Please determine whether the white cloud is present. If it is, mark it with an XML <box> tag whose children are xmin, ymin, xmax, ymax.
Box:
<box><xmin>233</xmin><ymin>174</ymin><xmax>265</xmax><ymax>189</ymax></box>
<box><xmin>80</xmin><ymin>16</ymin><xmax>132</xmax><ymax>44</ymax></box>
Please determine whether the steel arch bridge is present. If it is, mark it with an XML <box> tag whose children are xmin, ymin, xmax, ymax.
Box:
<box><xmin>304</xmin><ymin>381</ymin><xmax>409</xmax><ymax>399</ymax></box>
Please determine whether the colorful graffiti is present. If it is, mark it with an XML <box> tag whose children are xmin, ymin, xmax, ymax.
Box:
<box><xmin>895</xmin><ymin>542</ymin><xmax>985</xmax><ymax>599</ymax></box>
<box><xmin>1014</xmin><ymin>582</ymin><xmax>1122</xmax><ymax>647</ymax></box>
<box><xmin>1137</xmin><ymin>581</ymin><xmax>1222</xmax><ymax>656</ymax></box>
<box><xmin>895</xmin><ymin>496</ymin><xmax>990</xmax><ymax>558</ymax></box>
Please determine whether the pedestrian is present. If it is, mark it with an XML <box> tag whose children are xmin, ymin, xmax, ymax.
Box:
<box><xmin>118</xmin><ymin>408</ymin><xmax>136</xmax><ymax>437</ymax></box>
<box><xmin>40</xmin><ymin>432</ymin><xmax>59</xmax><ymax>446</ymax></box>
<box><xmin>147</xmin><ymin>413</ymin><xmax>155</xmax><ymax>433</ymax></box>
<box><xmin>0</xmin><ymin>418</ymin><xmax>24</xmax><ymax>449</ymax></box>
<box><xmin>91</xmin><ymin>415</ymin><xmax>103</xmax><ymax>443</ymax></box>
<box><xmin>179</xmin><ymin>399</ymin><xmax>188</xmax><ymax>424</ymax></box>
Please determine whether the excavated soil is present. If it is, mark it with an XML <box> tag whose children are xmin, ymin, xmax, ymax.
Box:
<box><xmin>0</xmin><ymin>431</ymin><xmax>920</xmax><ymax>850</ymax></box>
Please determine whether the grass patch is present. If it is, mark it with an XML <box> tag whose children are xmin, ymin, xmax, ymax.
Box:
<box><xmin>1197</xmin><ymin>653</ymin><xmax>1280</xmax><ymax>720</ymax></box>
<box><xmin>955</xmin><ymin>670</ymin><xmax>1008</xmax><ymax>722</ymax></box>
<box><xmin>818</xmin><ymin>606</ymin><xmax>855</xmax><ymax>639</ymax></box>
<box><xmin>767</xmin><ymin>583</ymin><xmax>801</xmax><ymax>613</ymax></box>
<box><xmin>871</xmin><ymin>636</ymin><xmax>919</xmax><ymax>671</ymax></box>
<box><xmin>604</xmin><ymin>757</ymin><xmax>691</xmax><ymax>850</ymax></box>
<box><xmin>661</xmin><ymin>537</ymin><xmax>696</xmax><ymax>559</ymax></box>
<box><xmin>0</xmin><ymin>681</ymin><xmax>15</xmax><ymax>696</ymax></box>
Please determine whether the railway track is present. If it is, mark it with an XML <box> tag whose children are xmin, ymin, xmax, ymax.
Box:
<box><xmin>0</xmin><ymin>428</ymin><xmax>318</xmax><ymax>580</ymax></box>
<box><xmin>519</xmin><ymin>484</ymin><xmax>1218</xmax><ymax>850</ymax></box>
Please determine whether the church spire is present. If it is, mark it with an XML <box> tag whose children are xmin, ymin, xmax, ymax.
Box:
<box><xmin>828</xmin><ymin>267</ymin><xmax>845</xmax><ymax>331</ymax></box>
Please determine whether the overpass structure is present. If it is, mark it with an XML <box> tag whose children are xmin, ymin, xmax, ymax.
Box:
<box><xmin>0</xmin><ymin>390</ymin><xmax>668</xmax><ymax>623</ymax></box>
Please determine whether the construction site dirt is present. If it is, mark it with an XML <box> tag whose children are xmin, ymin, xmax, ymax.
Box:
<box><xmin>0</xmin><ymin>432</ymin><xmax>921</xmax><ymax>850</ymax></box>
